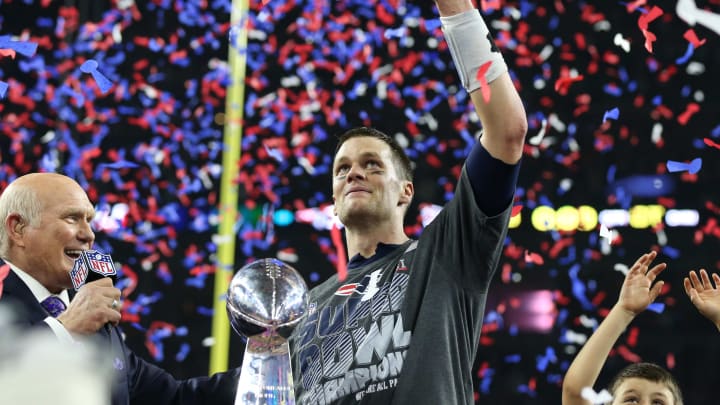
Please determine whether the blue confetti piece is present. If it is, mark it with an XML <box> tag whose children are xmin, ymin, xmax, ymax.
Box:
<box><xmin>712</xmin><ymin>124</ymin><xmax>720</xmax><ymax>138</ymax></box>
<box><xmin>479</xmin><ymin>368</ymin><xmax>494</xmax><ymax>394</ymax></box>
<box><xmin>98</xmin><ymin>161</ymin><xmax>141</xmax><ymax>170</ymax></box>
<box><xmin>176</xmin><ymin>343</ymin><xmax>191</xmax><ymax>362</ymax></box>
<box><xmin>80</xmin><ymin>59</ymin><xmax>114</xmax><ymax>93</ymax></box>
<box><xmin>0</xmin><ymin>81</ymin><xmax>7</xmax><ymax>99</ymax></box>
<box><xmin>424</xmin><ymin>19</ymin><xmax>442</xmax><ymax>31</ymax></box>
<box><xmin>197</xmin><ymin>306</ymin><xmax>215</xmax><ymax>316</ymax></box>
<box><xmin>661</xmin><ymin>245</ymin><xmax>680</xmax><ymax>259</ymax></box>
<box><xmin>675</xmin><ymin>43</ymin><xmax>695</xmax><ymax>65</ymax></box>
<box><xmin>535</xmin><ymin>346</ymin><xmax>557</xmax><ymax>372</ymax></box>
<box><xmin>0</xmin><ymin>36</ymin><xmax>38</xmax><ymax>57</ymax></box>
<box><xmin>569</xmin><ymin>264</ymin><xmax>594</xmax><ymax>310</ymax></box>
<box><xmin>384</xmin><ymin>26</ymin><xmax>407</xmax><ymax>39</ymax></box>
<box><xmin>647</xmin><ymin>302</ymin><xmax>666</xmax><ymax>313</ymax></box>
<box><xmin>602</xmin><ymin>83</ymin><xmax>623</xmax><ymax>97</ymax></box>
<box><xmin>666</xmin><ymin>158</ymin><xmax>702</xmax><ymax>174</ymax></box>
<box><xmin>18</xmin><ymin>57</ymin><xmax>44</xmax><ymax>73</ymax></box>
<box><xmin>602</xmin><ymin>107</ymin><xmax>620</xmax><ymax>123</ymax></box>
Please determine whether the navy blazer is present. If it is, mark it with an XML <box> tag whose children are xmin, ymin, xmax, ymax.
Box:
<box><xmin>0</xmin><ymin>270</ymin><xmax>241</xmax><ymax>405</ymax></box>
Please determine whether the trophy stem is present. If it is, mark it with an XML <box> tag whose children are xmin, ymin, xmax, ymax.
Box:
<box><xmin>234</xmin><ymin>334</ymin><xmax>296</xmax><ymax>405</ymax></box>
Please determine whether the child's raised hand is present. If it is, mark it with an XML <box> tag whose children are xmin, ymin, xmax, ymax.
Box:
<box><xmin>684</xmin><ymin>269</ymin><xmax>720</xmax><ymax>331</ymax></box>
<box><xmin>617</xmin><ymin>251</ymin><xmax>667</xmax><ymax>316</ymax></box>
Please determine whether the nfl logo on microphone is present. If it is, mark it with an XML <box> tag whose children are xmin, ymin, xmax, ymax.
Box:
<box><xmin>85</xmin><ymin>250</ymin><xmax>116</xmax><ymax>276</ymax></box>
<box><xmin>70</xmin><ymin>250</ymin><xmax>117</xmax><ymax>290</ymax></box>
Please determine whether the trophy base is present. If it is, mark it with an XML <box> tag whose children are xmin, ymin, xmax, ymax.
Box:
<box><xmin>234</xmin><ymin>333</ymin><xmax>296</xmax><ymax>405</ymax></box>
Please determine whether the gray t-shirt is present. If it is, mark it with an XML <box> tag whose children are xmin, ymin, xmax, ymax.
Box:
<box><xmin>290</xmin><ymin>166</ymin><xmax>511</xmax><ymax>404</ymax></box>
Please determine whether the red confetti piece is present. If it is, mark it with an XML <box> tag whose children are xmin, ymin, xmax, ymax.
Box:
<box><xmin>511</xmin><ymin>204</ymin><xmax>523</xmax><ymax>218</ymax></box>
<box><xmin>703</xmin><ymin>138</ymin><xmax>720</xmax><ymax>150</ymax></box>
<box><xmin>626</xmin><ymin>326</ymin><xmax>639</xmax><ymax>347</ymax></box>
<box><xmin>554</xmin><ymin>75</ymin><xmax>584</xmax><ymax>95</ymax></box>
<box><xmin>625</xmin><ymin>0</ymin><xmax>647</xmax><ymax>13</ymax></box>
<box><xmin>616</xmin><ymin>345</ymin><xmax>642</xmax><ymax>362</ymax></box>
<box><xmin>666</xmin><ymin>352</ymin><xmax>676</xmax><ymax>369</ymax></box>
<box><xmin>683</xmin><ymin>29</ymin><xmax>706</xmax><ymax>48</ymax></box>
<box><xmin>481</xmin><ymin>0</ymin><xmax>502</xmax><ymax>12</ymax></box>
<box><xmin>637</xmin><ymin>6</ymin><xmax>663</xmax><ymax>53</ymax></box>
<box><xmin>0</xmin><ymin>49</ymin><xmax>16</xmax><ymax>59</ymax></box>
<box><xmin>476</xmin><ymin>60</ymin><xmax>493</xmax><ymax>103</ymax></box>
<box><xmin>330</xmin><ymin>222</ymin><xmax>347</xmax><ymax>282</ymax></box>
<box><xmin>0</xmin><ymin>263</ymin><xmax>9</xmax><ymax>298</ymax></box>
<box><xmin>524</xmin><ymin>250</ymin><xmax>544</xmax><ymax>265</ymax></box>
<box><xmin>549</xmin><ymin>238</ymin><xmax>573</xmax><ymax>259</ymax></box>
<box><xmin>501</xmin><ymin>263</ymin><xmax>512</xmax><ymax>283</ymax></box>
<box><xmin>677</xmin><ymin>102</ymin><xmax>700</xmax><ymax>125</ymax></box>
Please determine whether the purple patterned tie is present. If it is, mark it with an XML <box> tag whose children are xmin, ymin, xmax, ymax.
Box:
<box><xmin>41</xmin><ymin>295</ymin><xmax>66</xmax><ymax>318</ymax></box>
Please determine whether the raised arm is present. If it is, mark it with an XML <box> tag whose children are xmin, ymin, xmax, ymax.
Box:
<box><xmin>562</xmin><ymin>251</ymin><xmax>667</xmax><ymax>405</ymax></box>
<box><xmin>684</xmin><ymin>269</ymin><xmax>720</xmax><ymax>332</ymax></box>
<box><xmin>436</xmin><ymin>0</ymin><xmax>527</xmax><ymax>164</ymax></box>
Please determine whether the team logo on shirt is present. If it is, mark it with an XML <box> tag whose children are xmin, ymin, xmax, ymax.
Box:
<box><xmin>334</xmin><ymin>269</ymin><xmax>383</xmax><ymax>301</ymax></box>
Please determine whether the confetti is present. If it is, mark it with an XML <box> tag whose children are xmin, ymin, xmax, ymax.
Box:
<box><xmin>703</xmin><ymin>138</ymin><xmax>720</xmax><ymax>150</ymax></box>
<box><xmin>79</xmin><ymin>59</ymin><xmax>114</xmax><ymax>93</ymax></box>
<box><xmin>0</xmin><ymin>264</ymin><xmax>9</xmax><ymax>298</ymax></box>
<box><xmin>554</xmin><ymin>75</ymin><xmax>584</xmax><ymax>95</ymax></box>
<box><xmin>599</xmin><ymin>224</ymin><xmax>613</xmax><ymax>244</ymax></box>
<box><xmin>581</xmin><ymin>387</ymin><xmax>613</xmax><ymax>405</ymax></box>
<box><xmin>676</xmin><ymin>0</ymin><xmax>720</xmax><ymax>36</ymax></box>
<box><xmin>476</xmin><ymin>60</ymin><xmax>493</xmax><ymax>103</ymax></box>
<box><xmin>602</xmin><ymin>107</ymin><xmax>619</xmax><ymax>123</ymax></box>
<box><xmin>0</xmin><ymin>36</ymin><xmax>38</xmax><ymax>57</ymax></box>
<box><xmin>524</xmin><ymin>250</ymin><xmax>544</xmax><ymax>265</ymax></box>
<box><xmin>637</xmin><ymin>6</ymin><xmax>663</xmax><ymax>53</ymax></box>
<box><xmin>666</xmin><ymin>158</ymin><xmax>702</xmax><ymax>174</ymax></box>
<box><xmin>613</xmin><ymin>33</ymin><xmax>631</xmax><ymax>53</ymax></box>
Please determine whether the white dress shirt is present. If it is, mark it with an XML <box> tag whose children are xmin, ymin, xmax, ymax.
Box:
<box><xmin>7</xmin><ymin>261</ymin><xmax>75</xmax><ymax>343</ymax></box>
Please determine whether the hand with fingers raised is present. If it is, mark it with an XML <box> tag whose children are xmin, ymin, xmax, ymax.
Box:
<box><xmin>684</xmin><ymin>269</ymin><xmax>720</xmax><ymax>332</ymax></box>
<box><xmin>617</xmin><ymin>251</ymin><xmax>667</xmax><ymax>317</ymax></box>
<box><xmin>561</xmin><ymin>251</ymin><xmax>669</xmax><ymax>405</ymax></box>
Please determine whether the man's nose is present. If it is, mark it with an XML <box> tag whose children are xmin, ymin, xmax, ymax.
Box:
<box><xmin>79</xmin><ymin>221</ymin><xmax>95</xmax><ymax>244</ymax></box>
<box><xmin>346</xmin><ymin>164</ymin><xmax>366</xmax><ymax>181</ymax></box>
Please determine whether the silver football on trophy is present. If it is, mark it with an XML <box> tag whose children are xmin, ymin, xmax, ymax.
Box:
<box><xmin>227</xmin><ymin>258</ymin><xmax>308</xmax><ymax>339</ymax></box>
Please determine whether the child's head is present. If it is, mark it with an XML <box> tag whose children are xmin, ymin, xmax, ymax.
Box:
<box><xmin>607</xmin><ymin>362</ymin><xmax>683</xmax><ymax>405</ymax></box>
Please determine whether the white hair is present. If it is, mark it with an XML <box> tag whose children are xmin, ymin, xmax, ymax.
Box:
<box><xmin>0</xmin><ymin>182</ymin><xmax>42</xmax><ymax>259</ymax></box>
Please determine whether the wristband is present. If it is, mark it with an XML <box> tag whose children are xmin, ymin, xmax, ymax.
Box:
<box><xmin>440</xmin><ymin>9</ymin><xmax>508</xmax><ymax>93</ymax></box>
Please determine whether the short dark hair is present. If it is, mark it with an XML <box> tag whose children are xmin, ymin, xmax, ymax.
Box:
<box><xmin>334</xmin><ymin>127</ymin><xmax>413</xmax><ymax>182</ymax></box>
<box><xmin>608</xmin><ymin>362</ymin><xmax>683</xmax><ymax>405</ymax></box>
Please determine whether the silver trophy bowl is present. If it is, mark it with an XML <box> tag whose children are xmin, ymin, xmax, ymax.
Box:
<box><xmin>226</xmin><ymin>258</ymin><xmax>309</xmax><ymax>405</ymax></box>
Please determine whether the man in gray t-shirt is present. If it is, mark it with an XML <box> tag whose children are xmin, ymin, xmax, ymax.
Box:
<box><xmin>289</xmin><ymin>0</ymin><xmax>528</xmax><ymax>403</ymax></box>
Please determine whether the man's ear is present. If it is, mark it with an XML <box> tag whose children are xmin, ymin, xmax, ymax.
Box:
<box><xmin>6</xmin><ymin>213</ymin><xmax>27</xmax><ymax>246</ymax></box>
<box><xmin>398</xmin><ymin>181</ymin><xmax>414</xmax><ymax>206</ymax></box>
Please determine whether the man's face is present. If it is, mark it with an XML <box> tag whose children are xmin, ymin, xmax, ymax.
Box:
<box><xmin>20</xmin><ymin>179</ymin><xmax>96</xmax><ymax>292</ymax></box>
<box><xmin>332</xmin><ymin>136</ymin><xmax>411</xmax><ymax>227</ymax></box>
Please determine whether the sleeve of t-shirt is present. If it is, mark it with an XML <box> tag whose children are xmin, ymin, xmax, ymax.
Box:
<box><xmin>465</xmin><ymin>141</ymin><xmax>521</xmax><ymax>216</ymax></box>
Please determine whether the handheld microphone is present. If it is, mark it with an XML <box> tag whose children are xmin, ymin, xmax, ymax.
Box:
<box><xmin>70</xmin><ymin>250</ymin><xmax>119</xmax><ymax>333</ymax></box>
<box><xmin>70</xmin><ymin>250</ymin><xmax>118</xmax><ymax>291</ymax></box>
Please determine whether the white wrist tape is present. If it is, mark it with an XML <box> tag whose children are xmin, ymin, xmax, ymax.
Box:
<box><xmin>440</xmin><ymin>9</ymin><xmax>507</xmax><ymax>93</ymax></box>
